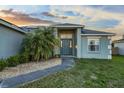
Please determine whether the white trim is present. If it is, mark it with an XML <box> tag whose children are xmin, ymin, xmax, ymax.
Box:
<box><xmin>81</xmin><ymin>34</ymin><xmax>115</xmax><ymax>36</ymax></box>
<box><xmin>108</xmin><ymin>45</ymin><xmax>111</xmax><ymax>49</ymax></box>
<box><xmin>87</xmin><ymin>38</ymin><xmax>100</xmax><ymax>52</ymax></box>
<box><xmin>109</xmin><ymin>50</ymin><xmax>112</xmax><ymax>55</ymax></box>
<box><xmin>108</xmin><ymin>55</ymin><xmax>112</xmax><ymax>59</ymax></box>
<box><xmin>108</xmin><ymin>36</ymin><xmax>111</xmax><ymax>39</ymax></box>
<box><xmin>109</xmin><ymin>40</ymin><xmax>112</xmax><ymax>44</ymax></box>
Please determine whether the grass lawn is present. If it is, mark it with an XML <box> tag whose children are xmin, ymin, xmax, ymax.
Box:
<box><xmin>20</xmin><ymin>56</ymin><xmax>124</xmax><ymax>88</ymax></box>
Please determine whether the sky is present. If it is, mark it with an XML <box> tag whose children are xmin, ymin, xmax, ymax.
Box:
<box><xmin>0</xmin><ymin>5</ymin><xmax>124</xmax><ymax>40</ymax></box>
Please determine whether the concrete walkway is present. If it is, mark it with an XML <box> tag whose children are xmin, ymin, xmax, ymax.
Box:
<box><xmin>0</xmin><ymin>57</ymin><xmax>74</xmax><ymax>88</ymax></box>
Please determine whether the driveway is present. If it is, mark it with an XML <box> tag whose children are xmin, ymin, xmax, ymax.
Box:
<box><xmin>0</xmin><ymin>57</ymin><xmax>74</xmax><ymax>88</ymax></box>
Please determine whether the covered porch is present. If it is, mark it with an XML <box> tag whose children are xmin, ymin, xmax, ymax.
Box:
<box><xmin>52</xmin><ymin>23</ymin><xmax>84</xmax><ymax>58</ymax></box>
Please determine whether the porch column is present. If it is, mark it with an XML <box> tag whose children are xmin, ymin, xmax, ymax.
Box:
<box><xmin>53</xmin><ymin>28</ymin><xmax>60</xmax><ymax>56</ymax></box>
<box><xmin>77</xmin><ymin>28</ymin><xmax>81</xmax><ymax>58</ymax></box>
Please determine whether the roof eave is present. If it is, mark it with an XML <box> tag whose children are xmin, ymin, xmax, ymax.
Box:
<box><xmin>81</xmin><ymin>34</ymin><xmax>115</xmax><ymax>36</ymax></box>
<box><xmin>51</xmin><ymin>26</ymin><xmax>84</xmax><ymax>28</ymax></box>
<box><xmin>0</xmin><ymin>23</ymin><xmax>26</xmax><ymax>34</ymax></box>
<box><xmin>0</xmin><ymin>19</ymin><xmax>26</xmax><ymax>34</ymax></box>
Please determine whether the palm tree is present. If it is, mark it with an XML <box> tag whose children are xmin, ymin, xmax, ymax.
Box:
<box><xmin>21</xmin><ymin>27</ymin><xmax>60</xmax><ymax>61</ymax></box>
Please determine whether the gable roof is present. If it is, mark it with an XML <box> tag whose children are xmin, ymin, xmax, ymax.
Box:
<box><xmin>0</xmin><ymin>18</ymin><xmax>26</xmax><ymax>34</ymax></box>
<box><xmin>51</xmin><ymin>23</ymin><xmax>84</xmax><ymax>27</ymax></box>
<box><xmin>81</xmin><ymin>29</ymin><xmax>115</xmax><ymax>36</ymax></box>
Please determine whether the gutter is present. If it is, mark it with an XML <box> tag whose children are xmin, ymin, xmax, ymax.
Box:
<box><xmin>80</xmin><ymin>34</ymin><xmax>115</xmax><ymax>36</ymax></box>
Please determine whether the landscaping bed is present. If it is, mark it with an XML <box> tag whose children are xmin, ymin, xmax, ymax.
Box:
<box><xmin>0</xmin><ymin>58</ymin><xmax>61</xmax><ymax>79</ymax></box>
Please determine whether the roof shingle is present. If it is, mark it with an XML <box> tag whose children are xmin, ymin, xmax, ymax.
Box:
<box><xmin>81</xmin><ymin>29</ymin><xmax>115</xmax><ymax>36</ymax></box>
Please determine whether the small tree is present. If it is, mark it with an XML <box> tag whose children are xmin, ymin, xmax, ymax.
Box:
<box><xmin>21</xmin><ymin>27</ymin><xmax>60</xmax><ymax>62</ymax></box>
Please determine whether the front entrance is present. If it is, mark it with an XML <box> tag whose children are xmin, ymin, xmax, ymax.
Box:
<box><xmin>60</xmin><ymin>39</ymin><xmax>72</xmax><ymax>55</ymax></box>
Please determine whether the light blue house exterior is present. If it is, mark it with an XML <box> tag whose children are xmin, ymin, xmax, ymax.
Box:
<box><xmin>0</xmin><ymin>19</ymin><xmax>26</xmax><ymax>58</ymax></box>
<box><xmin>52</xmin><ymin>23</ymin><xmax>114</xmax><ymax>59</ymax></box>
<box><xmin>81</xmin><ymin>36</ymin><xmax>111</xmax><ymax>59</ymax></box>
<box><xmin>0</xmin><ymin>19</ymin><xmax>115</xmax><ymax>59</ymax></box>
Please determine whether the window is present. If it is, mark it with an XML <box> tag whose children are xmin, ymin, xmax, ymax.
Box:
<box><xmin>88</xmin><ymin>39</ymin><xmax>100</xmax><ymax>52</ymax></box>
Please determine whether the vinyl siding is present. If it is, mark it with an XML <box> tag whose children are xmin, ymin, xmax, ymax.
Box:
<box><xmin>81</xmin><ymin>36</ymin><xmax>111</xmax><ymax>59</ymax></box>
<box><xmin>0</xmin><ymin>25</ymin><xmax>25</xmax><ymax>58</ymax></box>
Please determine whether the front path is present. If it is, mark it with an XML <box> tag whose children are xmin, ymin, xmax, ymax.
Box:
<box><xmin>0</xmin><ymin>58</ymin><xmax>61</xmax><ymax>79</ymax></box>
<box><xmin>0</xmin><ymin>57</ymin><xmax>74</xmax><ymax>88</ymax></box>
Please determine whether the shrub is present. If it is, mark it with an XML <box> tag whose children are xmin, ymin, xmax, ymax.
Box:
<box><xmin>19</xmin><ymin>52</ymin><xmax>29</xmax><ymax>64</ymax></box>
<box><xmin>0</xmin><ymin>53</ymin><xmax>30</xmax><ymax>71</ymax></box>
<box><xmin>7</xmin><ymin>55</ymin><xmax>20</xmax><ymax>67</ymax></box>
<box><xmin>21</xmin><ymin>27</ymin><xmax>60</xmax><ymax>61</ymax></box>
<box><xmin>0</xmin><ymin>59</ymin><xmax>7</xmax><ymax>71</ymax></box>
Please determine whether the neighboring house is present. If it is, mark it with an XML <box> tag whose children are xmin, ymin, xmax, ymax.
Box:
<box><xmin>52</xmin><ymin>23</ymin><xmax>115</xmax><ymax>59</ymax></box>
<box><xmin>113</xmin><ymin>35</ymin><xmax>124</xmax><ymax>55</ymax></box>
<box><xmin>0</xmin><ymin>18</ymin><xmax>26</xmax><ymax>58</ymax></box>
<box><xmin>21</xmin><ymin>26</ymin><xmax>42</xmax><ymax>32</ymax></box>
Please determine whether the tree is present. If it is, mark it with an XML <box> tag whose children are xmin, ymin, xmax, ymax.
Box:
<box><xmin>21</xmin><ymin>27</ymin><xmax>60</xmax><ymax>61</ymax></box>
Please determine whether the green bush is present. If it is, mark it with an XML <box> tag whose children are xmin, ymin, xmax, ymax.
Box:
<box><xmin>0</xmin><ymin>59</ymin><xmax>7</xmax><ymax>71</ymax></box>
<box><xmin>7</xmin><ymin>55</ymin><xmax>20</xmax><ymax>67</ymax></box>
<box><xmin>0</xmin><ymin>54</ymin><xmax>30</xmax><ymax>71</ymax></box>
<box><xmin>19</xmin><ymin>53</ymin><xmax>29</xmax><ymax>64</ymax></box>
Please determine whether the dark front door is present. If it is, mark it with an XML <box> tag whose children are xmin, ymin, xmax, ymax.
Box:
<box><xmin>60</xmin><ymin>39</ymin><xmax>72</xmax><ymax>55</ymax></box>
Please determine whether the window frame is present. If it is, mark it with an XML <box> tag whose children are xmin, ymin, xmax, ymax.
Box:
<box><xmin>88</xmin><ymin>38</ymin><xmax>100</xmax><ymax>53</ymax></box>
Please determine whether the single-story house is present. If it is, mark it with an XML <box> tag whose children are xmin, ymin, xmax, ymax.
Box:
<box><xmin>0</xmin><ymin>18</ymin><xmax>26</xmax><ymax>59</ymax></box>
<box><xmin>52</xmin><ymin>23</ymin><xmax>115</xmax><ymax>59</ymax></box>
<box><xmin>113</xmin><ymin>35</ymin><xmax>124</xmax><ymax>55</ymax></box>
<box><xmin>0</xmin><ymin>19</ymin><xmax>115</xmax><ymax>59</ymax></box>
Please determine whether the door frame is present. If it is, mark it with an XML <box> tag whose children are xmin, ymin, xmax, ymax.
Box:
<box><xmin>60</xmin><ymin>39</ymin><xmax>73</xmax><ymax>56</ymax></box>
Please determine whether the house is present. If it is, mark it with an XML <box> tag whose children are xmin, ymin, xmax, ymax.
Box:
<box><xmin>52</xmin><ymin>23</ymin><xmax>115</xmax><ymax>59</ymax></box>
<box><xmin>0</xmin><ymin>18</ymin><xmax>26</xmax><ymax>58</ymax></box>
<box><xmin>0</xmin><ymin>18</ymin><xmax>115</xmax><ymax>59</ymax></box>
<box><xmin>113</xmin><ymin>35</ymin><xmax>124</xmax><ymax>55</ymax></box>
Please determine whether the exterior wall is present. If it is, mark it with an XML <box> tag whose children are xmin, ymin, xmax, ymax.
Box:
<box><xmin>0</xmin><ymin>25</ymin><xmax>25</xmax><ymax>58</ymax></box>
<box><xmin>76</xmin><ymin>28</ymin><xmax>82</xmax><ymax>58</ymax></box>
<box><xmin>53</xmin><ymin>27</ymin><xmax>112</xmax><ymax>59</ymax></box>
<box><xmin>74</xmin><ymin>30</ymin><xmax>77</xmax><ymax>56</ymax></box>
<box><xmin>114</xmin><ymin>43</ymin><xmax>124</xmax><ymax>55</ymax></box>
<box><xmin>81</xmin><ymin>36</ymin><xmax>111</xmax><ymax>59</ymax></box>
<box><xmin>53</xmin><ymin>28</ymin><xmax>60</xmax><ymax>56</ymax></box>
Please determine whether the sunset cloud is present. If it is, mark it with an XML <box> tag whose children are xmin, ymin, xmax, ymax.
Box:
<box><xmin>0</xmin><ymin>5</ymin><xmax>124</xmax><ymax>40</ymax></box>
<box><xmin>0</xmin><ymin>8</ymin><xmax>55</xmax><ymax>26</ymax></box>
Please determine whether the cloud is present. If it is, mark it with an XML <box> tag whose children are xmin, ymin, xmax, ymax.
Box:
<box><xmin>105</xmin><ymin>21</ymin><xmax>124</xmax><ymax>38</ymax></box>
<box><xmin>0</xmin><ymin>9</ymin><xmax>55</xmax><ymax>26</ymax></box>
<box><xmin>41</xmin><ymin>11</ymin><xmax>68</xmax><ymax>19</ymax></box>
<box><xmin>50</xmin><ymin>6</ymin><xmax>124</xmax><ymax>23</ymax></box>
<box><xmin>86</xmin><ymin>19</ymin><xmax>120</xmax><ymax>29</ymax></box>
<box><xmin>49</xmin><ymin>6</ymin><xmax>124</xmax><ymax>40</ymax></box>
<box><xmin>1</xmin><ymin>6</ymin><xmax>124</xmax><ymax>40</ymax></box>
<box><xmin>42</xmin><ymin>12</ymin><xmax>55</xmax><ymax>17</ymax></box>
<box><xmin>89</xmin><ymin>5</ymin><xmax>124</xmax><ymax>14</ymax></box>
<box><xmin>64</xmin><ymin>11</ymin><xmax>79</xmax><ymax>16</ymax></box>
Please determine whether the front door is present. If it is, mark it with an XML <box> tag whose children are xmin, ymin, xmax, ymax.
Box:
<box><xmin>60</xmin><ymin>39</ymin><xmax>72</xmax><ymax>55</ymax></box>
